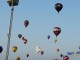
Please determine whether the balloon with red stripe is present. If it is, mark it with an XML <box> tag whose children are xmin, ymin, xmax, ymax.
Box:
<box><xmin>53</xmin><ymin>27</ymin><xmax>61</xmax><ymax>38</ymax></box>
<box><xmin>63</xmin><ymin>55</ymin><xmax>69</xmax><ymax>60</ymax></box>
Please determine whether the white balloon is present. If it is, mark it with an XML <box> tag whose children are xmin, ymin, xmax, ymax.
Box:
<box><xmin>35</xmin><ymin>46</ymin><xmax>41</xmax><ymax>53</ymax></box>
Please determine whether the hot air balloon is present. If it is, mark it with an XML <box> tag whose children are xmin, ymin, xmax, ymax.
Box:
<box><xmin>22</xmin><ymin>36</ymin><xmax>25</xmax><ymax>40</ymax></box>
<box><xmin>23</xmin><ymin>39</ymin><xmax>28</xmax><ymax>44</ymax></box>
<box><xmin>26</xmin><ymin>54</ymin><xmax>29</xmax><ymax>57</ymax></box>
<box><xmin>41</xmin><ymin>51</ymin><xmax>44</xmax><ymax>55</ymax></box>
<box><xmin>60</xmin><ymin>54</ymin><xmax>63</xmax><ymax>57</ymax></box>
<box><xmin>63</xmin><ymin>55</ymin><xmax>69</xmax><ymax>60</ymax></box>
<box><xmin>47</xmin><ymin>35</ymin><xmax>50</xmax><ymax>39</ymax></box>
<box><xmin>0</xmin><ymin>46</ymin><xmax>3</xmax><ymax>53</ymax></box>
<box><xmin>18</xmin><ymin>34</ymin><xmax>22</xmax><ymax>38</ymax></box>
<box><xmin>15</xmin><ymin>56</ymin><xmax>20</xmax><ymax>60</ymax></box>
<box><xmin>57</xmin><ymin>48</ymin><xmax>59</xmax><ymax>52</ymax></box>
<box><xmin>12</xmin><ymin>46</ymin><xmax>17</xmax><ymax>52</ymax></box>
<box><xmin>54</xmin><ymin>38</ymin><xmax>57</xmax><ymax>43</ymax></box>
<box><xmin>35</xmin><ymin>46</ymin><xmax>41</xmax><ymax>53</ymax></box>
<box><xmin>67</xmin><ymin>52</ymin><xmax>74</xmax><ymax>55</ymax></box>
<box><xmin>53</xmin><ymin>27</ymin><xmax>61</xmax><ymax>38</ymax></box>
<box><xmin>24</xmin><ymin>20</ymin><xmax>29</xmax><ymax>27</ymax></box>
<box><xmin>54</xmin><ymin>3</ymin><xmax>63</xmax><ymax>13</ymax></box>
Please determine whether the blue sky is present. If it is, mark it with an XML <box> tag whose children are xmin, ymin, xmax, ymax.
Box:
<box><xmin>0</xmin><ymin>0</ymin><xmax>80</xmax><ymax>60</ymax></box>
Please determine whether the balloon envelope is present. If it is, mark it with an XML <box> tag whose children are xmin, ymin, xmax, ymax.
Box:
<box><xmin>54</xmin><ymin>38</ymin><xmax>57</xmax><ymax>43</ymax></box>
<box><xmin>60</xmin><ymin>54</ymin><xmax>63</xmax><ymax>57</ymax></box>
<box><xmin>47</xmin><ymin>35</ymin><xmax>50</xmax><ymax>39</ymax></box>
<box><xmin>12</xmin><ymin>46</ymin><xmax>17</xmax><ymax>52</ymax></box>
<box><xmin>24</xmin><ymin>20</ymin><xmax>29</xmax><ymax>27</ymax></box>
<box><xmin>22</xmin><ymin>37</ymin><xmax>25</xmax><ymax>40</ymax></box>
<box><xmin>53</xmin><ymin>27</ymin><xmax>61</xmax><ymax>37</ymax></box>
<box><xmin>63</xmin><ymin>56</ymin><xmax>69</xmax><ymax>60</ymax></box>
<box><xmin>0</xmin><ymin>46</ymin><xmax>3</xmax><ymax>53</ymax></box>
<box><xmin>57</xmin><ymin>48</ymin><xmax>59</xmax><ymax>52</ymax></box>
<box><xmin>27</xmin><ymin>54</ymin><xmax>29</xmax><ymax>57</ymax></box>
<box><xmin>23</xmin><ymin>39</ymin><xmax>28</xmax><ymax>44</ymax></box>
<box><xmin>35</xmin><ymin>46</ymin><xmax>41</xmax><ymax>53</ymax></box>
<box><xmin>18</xmin><ymin>34</ymin><xmax>22</xmax><ymax>38</ymax></box>
<box><xmin>55</xmin><ymin>3</ymin><xmax>63</xmax><ymax>13</ymax></box>
<box><xmin>15</xmin><ymin>56</ymin><xmax>20</xmax><ymax>60</ymax></box>
<box><xmin>41</xmin><ymin>51</ymin><xmax>44</xmax><ymax>55</ymax></box>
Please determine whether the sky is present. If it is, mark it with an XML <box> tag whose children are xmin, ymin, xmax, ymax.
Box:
<box><xmin>0</xmin><ymin>0</ymin><xmax>80</xmax><ymax>60</ymax></box>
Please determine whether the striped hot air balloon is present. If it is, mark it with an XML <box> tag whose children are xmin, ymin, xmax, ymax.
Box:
<box><xmin>53</xmin><ymin>27</ymin><xmax>61</xmax><ymax>38</ymax></box>
<box><xmin>63</xmin><ymin>55</ymin><xmax>69</xmax><ymax>60</ymax></box>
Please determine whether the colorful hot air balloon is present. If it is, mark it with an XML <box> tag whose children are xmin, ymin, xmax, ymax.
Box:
<box><xmin>18</xmin><ymin>34</ymin><xmax>22</xmax><ymax>38</ymax></box>
<box><xmin>15</xmin><ymin>56</ymin><xmax>20</xmax><ymax>60</ymax></box>
<box><xmin>23</xmin><ymin>39</ymin><xmax>27</xmax><ymax>44</ymax></box>
<box><xmin>53</xmin><ymin>27</ymin><xmax>61</xmax><ymax>38</ymax></box>
<box><xmin>0</xmin><ymin>46</ymin><xmax>3</xmax><ymax>53</ymax></box>
<box><xmin>24</xmin><ymin>20</ymin><xmax>29</xmax><ymax>27</ymax></box>
<box><xmin>54</xmin><ymin>38</ymin><xmax>57</xmax><ymax>43</ymax></box>
<box><xmin>12</xmin><ymin>46</ymin><xmax>17</xmax><ymax>52</ymax></box>
<box><xmin>35</xmin><ymin>46</ymin><xmax>41</xmax><ymax>53</ymax></box>
<box><xmin>63</xmin><ymin>55</ymin><xmax>69</xmax><ymax>60</ymax></box>
<box><xmin>22</xmin><ymin>36</ymin><xmax>25</xmax><ymax>40</ymax></box>
<box><xmin>67</xmin><ymin>52</ymin><xmax>74</xmax><ymax>55</ymax></box>
<box><xmin>54</xmin><ymin>3</ymin><xmax>63</xmax><ymax>13</ymax></box>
